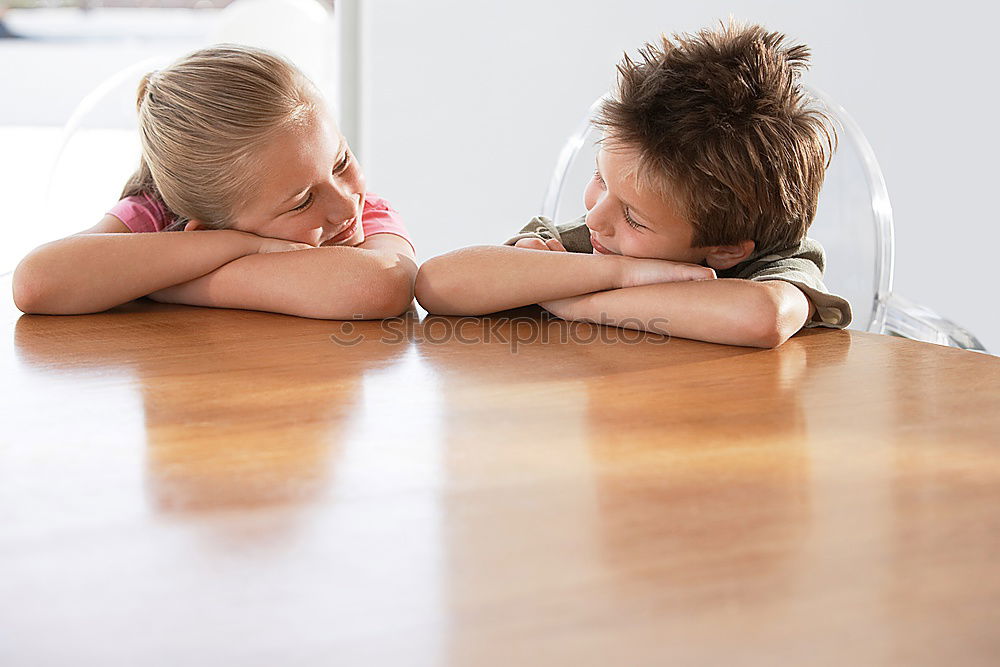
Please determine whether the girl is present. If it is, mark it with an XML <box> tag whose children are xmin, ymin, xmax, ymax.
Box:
<box><xmin>13</xmin><ymin>45</ymin><xmax>416</xmax><ymax>319</ymax></box>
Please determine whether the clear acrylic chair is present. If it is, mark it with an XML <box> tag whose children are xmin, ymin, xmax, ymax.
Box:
<box><xmin>541</xmin><ymin>90</ymin><xmax>989</xmax><ymax>353</ymax></box>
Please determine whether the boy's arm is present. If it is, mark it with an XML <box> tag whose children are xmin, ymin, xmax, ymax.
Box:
<box><xmin>415</xmin><ymin>244</ymin><xmax>714</xmax><ymax>315</ymax></box>
<box><xmin>147</xmin><ymin>232</ymin><xmax>417</xmax><ymax>319</ymax></box>
<box><xmin>540</xmin><ymin>279</ymin><xmax>816</xmax><ymax>348</ymax></box>
<box><xmin>12</xmin><ymin>215</ymin><xmax>299</xmax><ymax>315</ymax></box>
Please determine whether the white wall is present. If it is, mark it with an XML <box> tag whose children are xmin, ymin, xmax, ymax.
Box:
<box><xmin>363</xmin><ymin>0</ymin><xmax>1000</xmax><ymax>351</ymax></box>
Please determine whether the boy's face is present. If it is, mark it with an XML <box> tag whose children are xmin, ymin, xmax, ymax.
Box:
<box><xmin>584</xmin><ymin>142</ymin><xmax>706</xmax><ymax>264</ymax></box>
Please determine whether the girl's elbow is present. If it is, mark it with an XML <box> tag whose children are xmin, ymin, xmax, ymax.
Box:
<box><xmin>370</xmin><ymin>274</ymin><xmax>415</xmax><ymax>319</ymax></box>
<box><xmin>373</xmin><ymin>261</ymin><xmax>416</xmax><ymax>318</ymax></box>
<box><xmin>12</xmin><ymin>260</ymin><xmax>52</xmax><ymax>314</ymax></box>
<box><xmin>12</xmin><ymin>276</ymin><xmax>37</xmax><ymax>314</ymax></box>
<box><xmin>313</xmin><ymin>263</ymin><xmax>414</xmax><ymax>320</ymax></box>
<box><xmin>11</xmin><ymin>252</ymin><xmax>85</xmax><ymax>315</ymax></box>
<box><xmin>12</xmin><ymin>271</ymin><xmax>107</xmax><ymax>315</ymax></box>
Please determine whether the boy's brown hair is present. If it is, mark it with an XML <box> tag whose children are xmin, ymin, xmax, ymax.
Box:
<box><xmin>594</xmin><ymin>22</ymin><xmax>835</xmax><ymax>255</ymax></box>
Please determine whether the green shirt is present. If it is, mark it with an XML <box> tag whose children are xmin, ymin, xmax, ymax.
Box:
<box><xmin>505</xmin><ymin>215</ymin><xmax>852</xmax><ymax>329</ymax></box>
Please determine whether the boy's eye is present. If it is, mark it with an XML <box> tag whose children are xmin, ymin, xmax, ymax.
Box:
<box><xmin>624</xmin><ymin>207</ymin><xmax>644</xmax><ymax>230</ymax></box>
<box><xmin>291</xmin><ymin>193</ymin><xmax>313</xmax><ymax>212</ymax></box>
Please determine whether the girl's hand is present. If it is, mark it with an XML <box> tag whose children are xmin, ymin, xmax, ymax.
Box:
<box><xmin>250</xmin><ymin>235</ymin><xmax>315</xmax><ymax>254</ymax></box>
<box><xmin>513</xmin><ymin>237</ymin><xmax>567</xmax><ymax>252</ymax></box>
<box><xmin>618</xmin><ymin>257</ymin><xmax>716</xmax><ymax>289</ymax></box>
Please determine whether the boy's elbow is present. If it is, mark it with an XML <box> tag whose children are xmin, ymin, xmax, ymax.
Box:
<box><xmin>743</xmin><ymin>289</ymin><xmax>804</xmax><ymax>349</ymax></box>
<box><xmin>413</xmin><ymin>259</ymin><xmax>441</xmax><ymax>312</ymax></box>
<box><xmin>414</xmin><ymin>255</ymin><xmax>466</xmax><ymax>315</ymax></box>
<box><xmin>746</xmin><ymin>322</ymin><xmax>792</xmax><ymax>349</ymax></box>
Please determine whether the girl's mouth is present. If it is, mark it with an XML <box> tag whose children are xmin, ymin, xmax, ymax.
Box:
<box><xmin>327</xmin><ymin>217</ymin><xmax>359</xmax><ymax>244</ymax></box>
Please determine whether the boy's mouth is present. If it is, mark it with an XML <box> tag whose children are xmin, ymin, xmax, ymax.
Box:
<box><xmin>590</xmin><ymin>233</ymin><xmax>619</xmax><ymax>255</ymax></box>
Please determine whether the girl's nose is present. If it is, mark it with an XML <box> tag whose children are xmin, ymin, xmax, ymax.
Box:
<box><xmin>326</xmin><ymin>188</ymin><xmax>360</xmax><ymax>224</ymax></box>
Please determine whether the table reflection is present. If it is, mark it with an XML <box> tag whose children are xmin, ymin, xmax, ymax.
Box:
<box><xmin>14</xmin><ymin>305</ymin><xmax>408</xmax><ymax>518</ymax></box>
<box><xmin>412</xmin><ymin>313</ymin><xmax>853</xmax><ymax>660</ymax></box>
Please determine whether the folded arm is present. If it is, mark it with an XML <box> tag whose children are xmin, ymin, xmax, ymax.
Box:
<box><xmin>147</xmin><ymin>232</ymin><xmax>417</xmax><ymax>319</ymax></box>
<box><xmin>541</xmin><ymin>278</ymin><xmax>816</xmax><ymax>348</ymax></box>
<box><xmin>12</xmin><ymin>215</ymin><xmax>276</xmax><ymax>315</ymax></box>
<box><xmin>415</xmin><ymin>244</ymin><xmax>714</xmax><ymax>315</ymax></box>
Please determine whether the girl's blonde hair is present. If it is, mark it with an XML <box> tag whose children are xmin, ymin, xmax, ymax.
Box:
<box><xmin>121</xmin><ymin>44</ymin><xmax>321</xmax><ymax>230</ymax></box>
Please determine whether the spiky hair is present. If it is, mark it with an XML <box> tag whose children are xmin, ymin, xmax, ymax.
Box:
<box><xmin>595</xmin><ymin>22</ymin><xmax>835</xmax><ymax>253</ymax></box>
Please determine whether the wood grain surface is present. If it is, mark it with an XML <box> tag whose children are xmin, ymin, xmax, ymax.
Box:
<box><xmin>2</xmin><ymin>282</ymin><xmax>999</xmax><ymax>666</ymax></box>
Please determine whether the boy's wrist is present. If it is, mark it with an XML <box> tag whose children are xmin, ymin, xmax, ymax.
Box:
<box><xmin>565</xmin><ymin>252</ymin><xmax>639</xmax><ymax>292</ymax></box>
<box><xmin>605</xmin><ymin>254</ymin><xmax>638</xmax><ymax>290</ymax></box>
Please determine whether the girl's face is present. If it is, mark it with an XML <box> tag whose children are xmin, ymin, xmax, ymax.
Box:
<box><xmin>231</xmin><ymin>110</ymin><xmax>366</xmax><ymax>247</ymax></box>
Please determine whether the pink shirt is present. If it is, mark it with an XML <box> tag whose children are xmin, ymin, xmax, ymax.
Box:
<box><xmin>108</xmin><ymin>192</ymin><xmax>413</xmax><ymax>250</ymax></box>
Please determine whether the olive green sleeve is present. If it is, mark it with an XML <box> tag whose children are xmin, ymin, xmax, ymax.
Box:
<box><xmin>504</xmin><ymin>215</ymin><xmax>594</xmax><ymax>254</ymax></box>
<box><xmin>723</xmin><ymin>238</ymin><xmax>852</xmax><ymax>329</ymax></box>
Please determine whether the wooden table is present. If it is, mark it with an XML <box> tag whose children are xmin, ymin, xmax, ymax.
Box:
<box><xmin>2</xmin><ymin>279</ymin><xmax>999</xmax><ymax>666</ymax></box>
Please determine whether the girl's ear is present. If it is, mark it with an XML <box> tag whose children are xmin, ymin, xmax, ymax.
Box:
<box><xmin>183</xmin><ymin>220</ymin><xmax>204</xmax><ymax>231</ymax></box>
<box><xmin>704</xmin><ymin>240</ymin><xmax>755</xmax><ymax>270</ymax></box>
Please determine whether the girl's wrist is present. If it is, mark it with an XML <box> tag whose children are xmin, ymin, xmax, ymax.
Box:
<box><xmin>211</xmin><ymin>229</ymin><xmax>266</xmax><ymax>256</ymax></box>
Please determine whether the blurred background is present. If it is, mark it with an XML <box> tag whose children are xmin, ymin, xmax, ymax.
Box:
<box><xmin>2</xmin><ymin>0</ymin><xmax>997</xmax><ymax>351</ymax></box>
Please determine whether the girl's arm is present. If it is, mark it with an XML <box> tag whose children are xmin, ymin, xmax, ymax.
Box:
<box><xmin>414</xmin><ymin>243</ymin><xmax>715</xmax><ymax>316</ymax></box>
<box><xmin>540</xmin><ymin>279</ymin><xmax>815</xmax><ymax>349</ymax></box>
<box><xmin>12</xmin><ymin>215</ymin><xmax>305</xmax><ymax>315</ymax></box>
<box><xmin>146</xmin><ymin>232</ymin><xmax>417</xmax><ymax>319</ymax></box>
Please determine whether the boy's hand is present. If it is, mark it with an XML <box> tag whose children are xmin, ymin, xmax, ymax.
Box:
<box><xmin>539</xmin><ymin>294</ymin><xmax>584</xmax><ymax>320</ymax></box>
<box><xmin>540</xmin><ymin>258</ymin><xmax>714</xmax><ymax>320</ymax></box>
<box><xmin>514</xmin><ymin>237</ymin><xmax>714</xmax><ymax>289</ymax></box>
<box><xmin>513</xmin><ymin>237</ymin><xmax>567</xmax><ymax>252</ymax></box>
<box><xmin>619</xmin><ymin>257</ymin><xmax>716</xmax><ymax>288</ymax></box>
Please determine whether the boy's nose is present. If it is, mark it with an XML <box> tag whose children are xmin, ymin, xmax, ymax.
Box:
<box><xmin>585</xmin><ymin>203</ymin><xmax>614</xmax><ymax>237</ymax></box>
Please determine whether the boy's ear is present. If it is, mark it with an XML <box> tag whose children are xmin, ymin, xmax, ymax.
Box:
<box><xmin>704</xmin><ymin>240</ymin><xmax>755</xmax><ymax>270</ymax></box>
<box><xmin>183</xmin><ymin>220</ymin><xmax>204</xmax><ymax>232</ymax></box>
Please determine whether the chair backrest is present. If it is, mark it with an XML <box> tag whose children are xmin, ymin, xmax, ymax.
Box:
<box><xmin>40</xmin><ymin>56</ymin><xmax>173</xmax><ymax>246</ymax></box>
<box><xmin>540</xmin><ymin>87</ymin><xmax>894</xmax><ymax>334</ymax></box>
<box><xmin>37</xmin><ymin>0</ymin><xmax>335</xmax><ymax>259</ymax></box>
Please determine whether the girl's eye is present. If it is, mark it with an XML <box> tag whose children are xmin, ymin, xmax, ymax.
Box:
<box><xmin>334</xmin><ymin>153</ymin><xmax>352</xmax><ymax>175</ymax></box>
<box><xmin>593</xmin><ymin>169</ymin><xmax>606</xmax><ymax>188</ymax></box>
<box><xmin>624</xmin><ymin>207</ymin><xmax>644</xmax><ymax>230</ymax></box>
<box><xmin>291</xmin><ymin>193</ymin><xmax>313</xmax><ymax>212</ymax></box>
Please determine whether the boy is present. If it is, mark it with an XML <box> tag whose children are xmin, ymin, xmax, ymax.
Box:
<box><xmin>415</xmin><ymin>22</ymin><xmax>851</xmax><ymax>348</ymax></box>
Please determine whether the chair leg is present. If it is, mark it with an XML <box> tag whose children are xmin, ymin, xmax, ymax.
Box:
<box><xmin>884</xmin><ymin>292</ymin><xmax>990</xmax><ymax>353</ymax></box>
